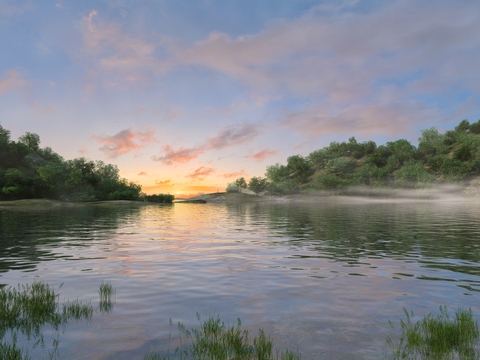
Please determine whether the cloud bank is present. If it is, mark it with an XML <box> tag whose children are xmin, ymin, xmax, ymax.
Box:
<box><xmin>93</xmin><ymin>127</ymin><xmax>156</xmax><ymax>158</ymax></box>
<box><xmin>152</xmin><ymin>123</ymin><xmax>263</xmax><ymax>165</ymax></box>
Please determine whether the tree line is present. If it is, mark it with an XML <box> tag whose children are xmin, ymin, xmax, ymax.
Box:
<box><xmin>0</xmin><ymin>124</ymin><xmax>173</xmax><ymax>203</ymax></box>
<box><xmin>227</xmin><ymin>119</ymin><xmax>480</xmax><ymax>196</ymax></box>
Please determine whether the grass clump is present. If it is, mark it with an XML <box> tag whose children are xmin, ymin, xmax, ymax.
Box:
<box><xmin>98</xmin><ymin>280</ymin><xmax>115</xmax><ymax>313</ymax></box>
<box><xmin>385</xmin><ymin>306</ymin><xmax>479</xmax><ymax>359</ymax></box>
<box><xmin>144</xmin><ymin>312</ymin><xmax>300</xmax><ymax>360</ymax></box>
<box><xmin>0</xmin><ymin>280</ymin><xmax>115</xmax><ymax>360</ymax></box>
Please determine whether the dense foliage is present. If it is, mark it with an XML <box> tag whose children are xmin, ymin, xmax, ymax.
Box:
<box><xmin>0</xmin><ymin>123</ymin><xmax>172</xmax><ymax>203</ymax></box>
<box><xmin>229</xmin><ymin>119</ymin><xmax>480</xmax><ymax>196</ymax></box>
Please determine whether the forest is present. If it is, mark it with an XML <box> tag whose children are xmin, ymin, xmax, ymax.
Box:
<box><xmin>228</xmin><ymin>119</ymin><xmax>480</xmax><ymax>196</ymax></box>
<box><xmin>0</xmin><ymin>123</ymin><xmax>173</xmax><ymax>203</ymax></box>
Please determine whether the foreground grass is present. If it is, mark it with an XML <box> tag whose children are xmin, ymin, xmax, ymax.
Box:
<box><xmin>145</xmin><ymin>313</ymin><xmax>301</xmax><ymax>360</ymax></box>
<box><xmin>385</xmin><ymin>306</ymin><xmax>480</xmax><ymax>359</ymax></box>
<box><xmin>0</xmin><ymin>280</ymin><xmax>115</xmax><ymax>360</ymax></box>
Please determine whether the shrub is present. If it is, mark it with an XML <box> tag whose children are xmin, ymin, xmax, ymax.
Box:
<box><xmin>226</xmin><ymin>182</ymin><xmax>239</xmax><ymax>193</ymax></box>
<box><xmin>394</xmin><ymin>160</ymin><xmax>435</xmax><ymax>184</ymax></box>
<box><xmin>325</xmin><ymin>157</ymin><xmax>357</xmax><ymax>175</ymax></box>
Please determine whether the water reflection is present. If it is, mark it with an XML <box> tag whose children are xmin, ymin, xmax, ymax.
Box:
<box><xmin>0</xmin><ymin>206</ymin><xmax>146</xmax><ymax>274</ymax></box>
<box><xmin>0</xmin><ymin>200</ymin><xmax>479</xmax><ymax>359</ymax></box>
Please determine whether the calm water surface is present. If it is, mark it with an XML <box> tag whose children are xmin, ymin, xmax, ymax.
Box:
<box><xmin>1</xmin><ymin>200</ymin><xmax>480</xmax><ymax>359</ymax></box>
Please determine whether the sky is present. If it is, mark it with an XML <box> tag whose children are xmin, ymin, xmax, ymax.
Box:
<box><xmin>1</xmin><ymin>0</ymin><xmax>480</xmax><ymax>197</ymax></box>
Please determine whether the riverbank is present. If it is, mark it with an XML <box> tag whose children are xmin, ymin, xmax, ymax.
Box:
<box><xmin>0</xmin><ymin>199</ymin><xmax>166</xmax><ymax>209</ymax></box>
<box><xmin>185</xmin><ymin>183</ymin><xmax>479</xmax><ymax>204</ymax></box>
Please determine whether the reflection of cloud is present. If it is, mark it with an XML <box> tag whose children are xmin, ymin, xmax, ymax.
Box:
<box><xmin>186</xmin><ymin>166</ymin><xmax>215</xmax><ymax>179</ymax></box>
<box><xmin>93</xmin><ymin>127</ymin><xmax>156</xmax><ymax>158</ymax></box>
<box><xmin>222</xmin><ymin>170</ymin><xmax>246</xmax><ymax>178</ymax></box>
<box><xmin>0</xmin><ymin>69</ymin><xmax>29</xmax><ymax>96</ymax></box>
<box><xmin>249</xmin><ymin>149</ymin><xmax>279</xmax><ymax>161</ymax></box>
<box><xmin>152</xmin><ymin>123</ymin><xmax>263</xmax><ymax>165</ymax></box>
<box><xmin>138</xmin><ymin>171</ymin><xmax>147</xmax><ymax>176</ymax></box>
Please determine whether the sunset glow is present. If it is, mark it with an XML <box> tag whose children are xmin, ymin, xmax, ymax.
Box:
<box><xmin>1</xmin><ymin>0</ymin><xmax>480</xmax><ymax>198</ymax></box>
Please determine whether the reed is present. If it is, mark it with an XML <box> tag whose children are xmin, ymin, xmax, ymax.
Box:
<box><xmin>385</xmin><ymin>306</ymin><xmax>480</xmax><ymax>359</ymax></box>
<box><xmin>144</xmin><ymin>312</ymin><xmax>301</xmax><ymax>360</ymax></box>
<box><xmin>0</xmin><ymin>280</ymin><xmax>115</xmax><ymax>360</ymax></box>
<box><xmin>98</xmin><ymin>280</ymin><xmax>115</xmax><ymax>313</ymax></box>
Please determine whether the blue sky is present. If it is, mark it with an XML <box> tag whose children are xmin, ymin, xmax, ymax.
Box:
<box><xmin>1</xmin><ymin>0</ymin><xmax>479</xmax><ymax>196</ymax></box>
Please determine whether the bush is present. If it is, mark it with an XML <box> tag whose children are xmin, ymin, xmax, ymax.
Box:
<box><xmin>469</xmin><ymin>120</ymin><xmax>480</xmax><ymax>134</ymax></box>
<box><xmin>394</xmin><ymin>160</ymin><xmax>435</xmax><ymax>184</ymax></box>
<box><xmin>325</xmin><ymin>157</ymin><xmax>357</xmax><ymax>175</ymax></box>
<box><xmin>226</xmin><ymin>182</ymin><xmax>239</xmax><ymax>193</ymax></box>
<box><xmin>144</xmin><ymin>194</ymin><xmax>174</xmax><ymax>203</ymax></box>
<box><xmin>305</xmin><ymin>174</ymin><xmax>345</xmax><ymax>190</ymax></box>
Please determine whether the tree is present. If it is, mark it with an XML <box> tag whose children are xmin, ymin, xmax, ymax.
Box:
<box><xmin>18</xmin><ymin>132</ymin><xmax>40</xmax><ymax>152</ymax></box>
<box><xmin>234</xmin><ymin>177</ymin><xmax>248</xmax><ymax>192</ymax></box>
<box><xmin>265</xmin><ymin>163</ymin><xmax>290</xmax><ymax>182</ymax></box>
<box><xmin>286</xmin><ymin>155</ymin><xmax>312</xmax><ymax>183</ymax></box>
<box><xmin>248</xmin><ymin>177</ymin><xmax>268</xmax><ymax>196</ymax></box>
<box><xmin>418</xmin><ymin>127</ymin><xmax>446</xmax><ymax>156</ymax></box>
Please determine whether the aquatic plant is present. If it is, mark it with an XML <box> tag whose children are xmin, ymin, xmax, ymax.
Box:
<box><xmin>385</xmin><ymin>306</ymin><xmax>479</xmax><ymax>359</ymax></box>
<box><xmin>144</xmin><ymin>312</ymin><xmax>301</xmax><ymax>360</ymax></box>
<box><xmin>98</xmin><ymin>280</ymin><xmax>116</xmax><ymax>313</ymax></box>
<box><xmin>0</xmin><ymin>280</ymin><xmax>115</xmax><ymax>360</ymax></box>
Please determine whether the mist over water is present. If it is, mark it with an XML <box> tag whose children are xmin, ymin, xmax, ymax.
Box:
<box><xmin>0</xmin><ymin>200</ymin><xmax>479</xmax><ymax>359</ymax></box>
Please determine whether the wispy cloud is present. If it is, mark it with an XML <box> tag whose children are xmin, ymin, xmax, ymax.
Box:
<box><xmin>221</xmin><ymin>170</ymin><xmax>246</xmax><ymax>178</ymax></box>
<box><xmin>0</xmin><ymin>0</ymin><xmax>33</xmax><ymax>16</ymax></box>
<box><xmin>249</xmin><ymin>149</ymin><xmax>279</xmax><ymax>161</ymax></box>
<box><xmin>155</xmin><ymin>179</ymin><xmax>174</xmax><ymax>186</ymax></box>
<box><xmin>93</xmin><ymin>127</ymin><xmax>156</xmax><ymax>158</ymax></box>
<box><xmin>78</xmin><ymin>10</ymin><xmax>173</xmax><ymax>87</ymax></box>
<box><xmin>152</xmin><ymin>123</ymin><xmax>263</xmax><ymax>165</ymax></box>
<box><xmin>151</xmin><ymin>145</ymin><xmax>204</xmax><ymax>165</ymax></box>
<box><xmin>138</xmin><ymin>171</ymin><xmax>147</xmax><ymax>176</ymax></box>
<box><xmin>0</xmin><ymin>69</ymin><xmax>29</xmax><ymax>96</ymax></box>
<box><xmin>32</xmin><ymin>100</ymin><xmax>55</xmax><ymax>116</ymax></box>
<box><xmin>186</xmin><ymin>166</ymin><xmax>215</xmax><ymax>179</ymax></box>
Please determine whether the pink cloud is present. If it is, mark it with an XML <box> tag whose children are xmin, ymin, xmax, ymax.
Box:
<box><xmin>250</xmin><ymin>149</ymin><xmax>279</xmax><ymax>161</ymax></box>
<box><xmin>93</xmin><ymin>127</ymin><xmax>156</xmax><ymax>158</ymax></box>
<box><xmin>221</xmin><ymin>170</ymin><xmax>246</xmax><ymax>178</ymax></box>
<box><xmin>152</xmin><ymin>145</ymin><xmax>204</xmax><ymax>165</ymax></box>
<box><xmin>185</xmin><ymin>166</ymin><xmax>215</xmax><ymax>179</ymax></box>
<box><xmin>152</xmin><ymin>123</ymin><xmax>263</xmax><ymax>165</ymax></box>
<box><xmin>138</xmin><ymin>171</ymin><xmax>147</xmax><ymax>176</ymax></box>
<box><xmin>0</xmin><ymin>69</ymin><xmax>29</xmax><ymax>96</ymax></box>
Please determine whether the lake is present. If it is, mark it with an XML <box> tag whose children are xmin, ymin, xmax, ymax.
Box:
<box><xmin>1</xmin><ymin>199</ymin><xmax>480</xmax><ymax>359</ymax></box>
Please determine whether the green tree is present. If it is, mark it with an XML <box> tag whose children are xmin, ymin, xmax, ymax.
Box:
<box><xmin>265</xmin><ymin>163</ymin><xmax>290</xmax><ymax>182</ymax></box>
<box><xmin>469</xmin><ymin>120</ymin><xmax>480</xmax><ymax>134</ymax></box>
<box><xmin>266</xmin><ymin>178</ymin><xmax>296</xmax><ymax>196</ymax></box>
<box><xmin>386</xmin><ymin>139</ymin><xmax>416</xmax><ymax>165</ymax></box>
<box><xmin>1</xmin><ymin>168</ymin><xmax>32</xmax><ymax>200</ymax></box>
<box><xmin>418</xmin><ymin>127</ymin><xmax>447</xmax><ymax>156</ymax></box>
<box><xmin>307</xmin><ymin>149</ymin><xmax>330</xmax><ymax>169</ymax></box>
<box><xmin>234</xmin><ymin>177</ymin><xmax>248</xmax><ymax>192</ymax></box>
<box><xmin>286</xmin><ymin>155</ymin><xmax>312</xmax><ymax>183</ymax></box>
<box><xmin>325</xmin><ymin>157</ymin><xmax>357</xmax><ymax>176</ymax></box>
<box><xmin>248</xmin><ymin>177</ymin><xmax>268</xmax><ymax>196</ymax></box>
<box><xmin>455</xmin><ymin>119</ymin><xmax>470</xmax><ymax>133</ymax></box>
<box><xmin>18</xmin><ymin>132</ymin><xmax>40</xmax><ymax>152</ymax></box>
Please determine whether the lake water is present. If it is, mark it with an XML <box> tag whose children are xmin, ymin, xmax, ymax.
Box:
<box><xmin>1</xmin><ymin>200</ymin><xmax>480</xmax><ymax>359</ymax></box>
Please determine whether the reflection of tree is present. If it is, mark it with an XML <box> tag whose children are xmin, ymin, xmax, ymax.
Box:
<box><xmin>226</xmin><ymin>201</ymin><xmax>480</xmax><ymax>277</ymax></box>
<box><xmin>0</xmin><ymin>206</ymin><xmax>143</xmax><ymax>273</ymax></box>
